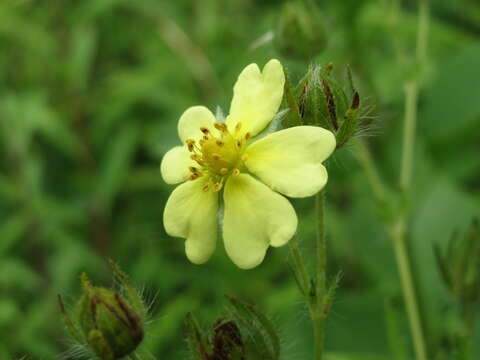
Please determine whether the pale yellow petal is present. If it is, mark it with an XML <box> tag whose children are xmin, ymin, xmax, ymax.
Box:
<box><xmin>160</xmin><ymin>146</ymin><xmax>195</xmax><ymax>184</ymax></box>
<box><xmin>223</xmin><ymin>174</ymin><xmax>297</xmax><ymax>269</ymax></box>
<box><xmin>226</xmin><ymin>59</ymin><xmax>285</xmax><ymax>137</ymax></box>
<box><xmin>164</xmin><ymin>178</ymin><xmax>219</xmax><ymax>264</ymax></box>
<box><xmin>178</xmin><ymin>106</ymin><xmax>218</xmax><ymax>143</ymax></box>
<box><xmin>244</xmin><ymin>126</ymin><xmax>336</xmax><ymax>198</ymax></box>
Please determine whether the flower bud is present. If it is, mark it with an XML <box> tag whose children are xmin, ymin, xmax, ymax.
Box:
<box><xmin>185</xmin><ymin>296</ymin><xmax>280</xmax><ymax>360</ymax></box>
<box><xmin>295</xmin><ymin>64</ymin><xmax>362</xmax><ymax>148</ymax></box>
<box><xmin>275</xmin><ymin>1</ymin><xmax>327</xmax><ymax>61</ymax></box>
<box><xmin>76</xmin><ymin>274</ymin><xmax>144</xmax><ymax>360</ymax></box>
<box><xmin>59</xmin><ymin>262</ymin><xmax>147</xmax><ymax>360</ymax></box>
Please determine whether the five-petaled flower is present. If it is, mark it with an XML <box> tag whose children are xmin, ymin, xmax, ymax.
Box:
<box><xmin>161</xmin><ymin>59</ymin><xmax>335</xmax><ymax>269</ymax></box>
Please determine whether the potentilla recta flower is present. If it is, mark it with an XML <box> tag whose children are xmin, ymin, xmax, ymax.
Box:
<box><xmin>161</xmin><ymin>59</ymin><xmax>335</xmax><ymax>269</ymax></box>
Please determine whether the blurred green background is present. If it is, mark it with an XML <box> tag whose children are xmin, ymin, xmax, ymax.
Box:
<box><xmin>0</xmin><ymin>0</ymin><xmax>479</xmax><ymax>358</ymax></box>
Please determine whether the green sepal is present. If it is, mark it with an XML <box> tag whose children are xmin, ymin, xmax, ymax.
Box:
<box><xmin>184</xmin><ymin>313</ymin><xmax>209</xmax><ymax>360</ymax></box>
<box><xmin>226</xmin><ymin>296</ymin><xmax>280</xmax><ymax>360</ymax></box>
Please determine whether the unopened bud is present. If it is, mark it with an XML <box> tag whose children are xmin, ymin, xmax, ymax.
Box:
<box><xmin>76</xmin><ymin>274</ymin><xmax>144</xmax><ymax>359</ymax></box>
<box><xmin>59</xmin><ymin>262</ymin><xmax>147</xmax><ymax>360</ymax></box>
<box><xmin>275</xmin><ymin>1</ymin><xmax>327</xmax><ymax>61</ymax></box>
<box><xmin>295</xmin><ymin>64</ymin><xmax>363</xmax><ymax>148</ymax></box>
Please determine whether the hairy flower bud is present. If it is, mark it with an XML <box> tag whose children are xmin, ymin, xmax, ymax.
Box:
<box><xmin>76</xmin><ymin>274</ymin><xmax>144</xmax><ymax>360</ymax></box>
<box><xmin>59</xmin><ymin>261</ymin><xmax>147</xmax><ymax>360</ymax></box>
<box><xmin>275</xmin><ymin>1</ymin><xmax>327</xmax><ymax>61</ymax></box>
<box><xmin>287</xmin><ymin>63</ymin><xmax>364</xmax><ymax>148</ymax></box>
<box><xmin>185</xmin><ymin>297</ymin><xmax>281</xmax><ymax>360</ymax></box>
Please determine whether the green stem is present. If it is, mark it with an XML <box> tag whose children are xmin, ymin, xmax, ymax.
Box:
<box><xmin>315</xmin><ymin>190</ymin><xmax>326</xmax><ymax>305</ymax></box>
<box><xmin>392</xmin><ymin>225</ymin><xmax>428</xmax><ymax>360</ymax></box>
<box><xmin>394</xmin><ymin>1</ymin><xmax>430</xmax><ymax>360</ymax></box>
<box><xmin>313</xmin><ymin>311</ymin><xmax>324</xmax><ymax>360</ymax></box>
<box><xmin>288</xmin><ymin>236</ymin><xmax>310</xmax><ymax>296</ymax></box>
<box><xmin>355</xmin><ymin>139</ymin><xmax>386</xmax><ymax>202</ymax></box>
<box><xmin>314</xmin><ymin>190</ymin><xmax>326</xmax><ymax>360</ymax></box>
<box><xmin>355</xmin><ymin>1</ymin><xmax>430</xmax><ymax>359</ymax></box>
<box><xmin>400</xmin><ymin>82</ymin><xmax>418</xmax><ymax>192</ymax></box>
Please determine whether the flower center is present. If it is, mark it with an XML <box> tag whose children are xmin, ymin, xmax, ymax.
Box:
<box><xmin>186</xmin><ymin>122</ymin><xmax>250</xmax><ymax>192</ymax></box>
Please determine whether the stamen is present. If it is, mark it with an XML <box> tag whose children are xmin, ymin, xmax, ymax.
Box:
<box><xmin>220</xmin><ymin>168</ymin><xmax>228</xmax><ymax>175</ymax></box>
<box><xmin>212</xmin><ymin>153</ymin><xmax>221</xmax><ymax>161</ymax></box>
<box><xmin>200</xmin><ymin>127</ymin><xmax>210</xmax><ymax>135</ymax></box>
<box><xmin>216</xmin><ymin>140</ymin><xmax>225</xmax><ymax>147</ymax></box>
<box><xmin>236</xmin><ymin>140</ymin><xmax>242</xmax><ymax>148</ymax></box>
<box><xmin>190</xmin><ymin>154</ymin><xmax>205</xmax><ymax>166</ymax></box>
<box><xmin>186</xmin><ymin>139</ymin><xmax>195</xmax><ymax>152</ymax></box>
<box><xmin>232</xmin><ymin>168</ymin><xmax>240</xmax><ymax>176</ymax></box>
<box><xmin>244</xmin><ymin>132</ymin><xmax>251</xmax><ymax>141</ymax></box>
<box><xmin>189</xmin><ymin>174</ymin><xmax>200</xmax><ymax>181</ymax></box>
<box><xmin>214</xmin><ymin>183</ymin><xmax>223</xmax><ymax>192</ymax></box>
<box><xmin>202</xmin><ymin>183</ymin><xmax>210</xmax><ymax>192</ymax></box>
<box><xmin>235</xmin><ymin>122</ymin><xmax>242</xmax><ymax>132</ymax></box>
<box><xmin>202</xmin><ymin>135</ymin><xmax>209</xmax><ymax>141</ymax></box>
<box><xmin>214</xmin><ymin>122</ymin><xmax>227</xmax><ymax>132</ymax></box>
<box><xmin>189</xmin><ymin>166</ymin><xmax>198</xmax><ymax>173</ymax></box>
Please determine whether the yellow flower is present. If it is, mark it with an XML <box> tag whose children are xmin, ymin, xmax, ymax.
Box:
<box><xmin>161</xmin><ymin>59</ymin><xmax>336</xmax><ymax>269</ymax></box>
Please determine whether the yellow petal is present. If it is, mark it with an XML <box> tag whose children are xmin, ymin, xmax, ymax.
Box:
<box><xmin>160</xmin><ymin>146</ymin><xmax>195</xmax><ymax>184</ymax></box>
<box><xmin>178</xmin><ymin>106</ymin><xmax>218</xmax><ymax>143</ymax></box>
<box><xmin>223</xmin><ymin>174</ymin><xmax>297</xmax><ymax>269</ymax></box>
<box><xmin>244</xmin><ymin>126</ymin><xmax>336</xmax><ymax>198</ymax></box>
<box><xmin>226</xmin><ymin>59</ymin><xmax>285</xmax><ymax>137</ymax></box>
<box><xmin>164</xmin><ymin>178</ymin><xmax>219</xmax><ymax>264</ymax></box>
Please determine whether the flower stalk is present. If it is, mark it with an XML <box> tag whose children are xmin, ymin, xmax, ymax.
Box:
<box><xmin>313</xmin><ymin>190</ymin><xmax>326</xmax><ymax>360</ymax></box>
<box><xmin>355</xmin><ymin>0</ymin><xmax>430</xmax><ymax>359</ymax></box>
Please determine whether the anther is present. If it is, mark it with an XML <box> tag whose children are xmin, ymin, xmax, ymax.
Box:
<box><xmin>202</xmin><ymin>183</ymin><xmax>210</xmax><ymax>192</ymax></box>
<box><xmin>236</xmin><ymin>140</ymin><xmax>242</xmax><ymax>148</ymax></box>
<box><xmin>214</xmin><ymin>122</ymin><xmax>227</xmax><ymax>132</ymax></box>
<box><xmin>189</xmin><ymin>174</ymin><xmax>200</xmax><ymax>181</ymax></box>
<box><xmin>190</xmin><ymin>155</ymin><xmax>205</xmax><ymax>166</ymax></box>
<box><xmin>202</xmin><ymin>135</ymin><xmax>209</xmax><ymax>141</ymax></box>
<box><xmin>235</xmin><ymin>122</ymin><xmax>242</xmax><ymax>132</ymax></box>
<box><xmin>216</xmin><ymin>140</ymin><xmax>225</xmax><ymax>147</ymax></box>
<box><xmin>200</xmin><ymin>127</ymin><xmax>210</xmax><ymax>135</ymax></box>
<box><xmin>244</xmin><ymin>132</ymin><xmax>251</xmax><ymax>141</ymax></box>
<box><xmin>186</xmin><ymin>139</ymin><xmax>195</xmax><ymax>152</ymax></box>
<box><xmin>214</xmin><ymin>183</ymin><xmax>223</xmax><ymax>192</ymax></box>
<box><xmin>220</xmin><ymin>168</ymin><xmax>228</xmax><ymax>175</ymax></box>
<box><xmin>232</xmin><ymin>168</ymin><xmax>240</xmax><ymax>176</ymax></box>
<box><xmin>212</xmin><ymin>153</ymin><xmax>221</xmax><ymax>161</ymax></box>
<box><xmin>189</xmin><ymin>166</ymin><xmax>198</xmax><ymax>173</ymax></box>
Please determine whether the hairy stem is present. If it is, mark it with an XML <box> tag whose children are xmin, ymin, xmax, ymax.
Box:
<box><xmin>395</xmin><ymin>1</ymin><xmax>430</xmax><ymax>359</ymax></box>
<box><xmin>392</xmin><ymin>225</ymin><xmax>428</xmax><ymax>360</ymax></box>
<box><xmin>288</xmin><ymin>236</ymin><xmax>310</xmax><ymax>296</ymax></box>
<box><xmin>355</xmin><ymin>1</ymin><xmax>430</xmax><ymax>358</ymax></box>
<box><xmin>314</xmin><ymin>190</ymin><xmax>326</xmax><ymax>360</ymax></box>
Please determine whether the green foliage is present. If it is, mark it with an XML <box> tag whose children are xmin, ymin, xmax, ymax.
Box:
<box><xmin>0</xmin><ymin>0</ymin><xmax>479</xmax><ymax>359</ymax></box>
